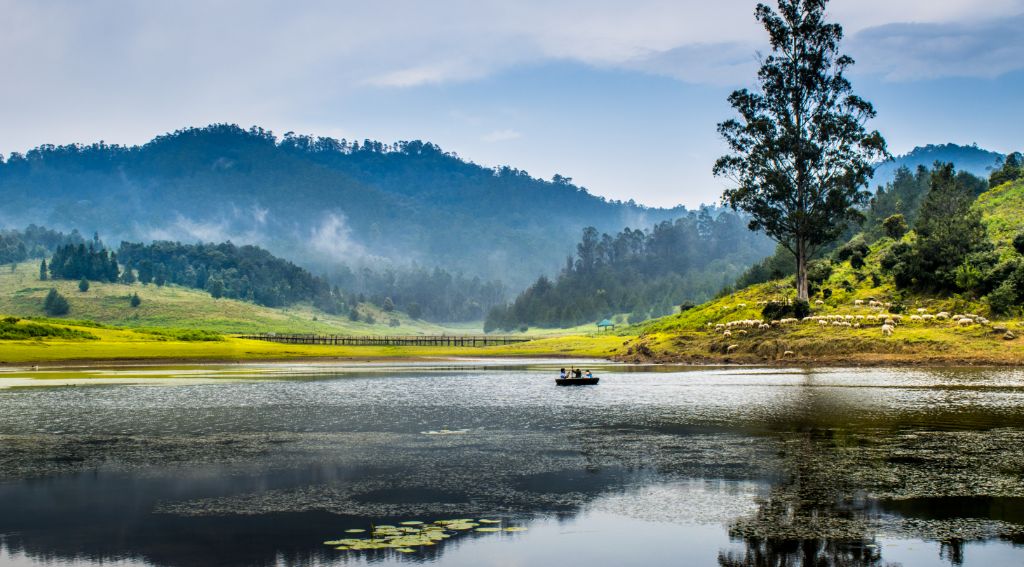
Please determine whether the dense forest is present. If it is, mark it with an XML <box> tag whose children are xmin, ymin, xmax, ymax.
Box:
<box><xmin>116</xmin><ymin>241</ymin><xmax>345</xmax><ymax>312</ymax></box>
<box><xmin>0</xmin><ymin>124</ymin><xmax>686</xmax><ymax>290</ymax></box>
<box><xmin>484</xmin><ymin>209</ymin><xmax>775</xmax><ymax>330</ymax></box>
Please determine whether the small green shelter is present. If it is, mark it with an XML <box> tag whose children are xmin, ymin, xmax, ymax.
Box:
<box><xmin>597</xmin><ymin>319</ymin><xmax>615</xmax><ymax>331</ymax></box>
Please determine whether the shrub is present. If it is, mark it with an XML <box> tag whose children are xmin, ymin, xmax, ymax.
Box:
<box><xmin>762</xmin><ymin>299</ymin><xmax>811</xmax><ymax>321</ymax></box>
<box><xmin>836</xmin><ymin>237</ymin><xmax>869</xmax><ymax>262</ymax></box>
<box><xmin>388</xmin><ymin>318</ymin><xmax>400</xmax><ymax>327</ymax></box>
<box><xmin>987</xmin><ymin>281</ymin><xmax>1019</xmax><ymax>315</ymax></box>
<box><xmin>78</xmin><ymin>278</ymin><xmax>90</xmax><ymax>292</ymax></box>
<box><xmin>882</xmin><ymin>214</ymin><xmax>909</xmax><ymax>240</ymax></box>
<box><xmin>822</xmin><ymin>288</ymin><xmax>833</xmax><ymax>300</ymax></box>
<box><xmin>850</xmin><ymin>253</ymin><xmax>866</xmax><ymax>270</ymax></box>
<box><xmin>517</xmin><ymin>325</ymin><xmax>529</xmax><ymax>333</ymax></box>
<box><xmin>382</xmin><ymin>297</ymin><xmax>395</xmax><ymax>312</ymax></box>
<box><xmin>807</xmin><ymin>260</ymin><xmax>833</xmax><ymax>285</ymax></box>
<box><xmin>43</xmin><ymin>288</ymin><xmax>70</xmax><ymax>316</ymax></box>
<box><xmin>130</xmin><ymin>293</ymin><xmax>141</xmax><ymax>307</ymax></box>
<box><xmin>1014</xmin><ymin>233</ymin><xmax>1024</xmax><ymax>256</ymax></box>
<box><xmin>363</xmin><ymin>313</ymin><xmax>376</xmax><ymax>325</ymax></box>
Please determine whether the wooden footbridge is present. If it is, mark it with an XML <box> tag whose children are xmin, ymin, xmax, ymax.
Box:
<box><xmin>236</xmin><ymin>334</ymin><xmax>532</xmax><ymax>347</ymax></box>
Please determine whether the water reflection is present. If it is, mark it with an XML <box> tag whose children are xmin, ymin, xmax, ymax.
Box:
<box><xmin>0</xmin><ymin>363</ymin><xmax>1023</xmax><ymax>566</ymax></box>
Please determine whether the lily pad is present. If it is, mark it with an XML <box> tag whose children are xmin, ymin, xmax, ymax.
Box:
<box><xmin>504</xmin><ymin>527</ymin><xmax>528</xmax><ymax>532</ymax></box>
<box><xmin>478</xmin><ymin>519</ymin><xmax>501</xmax><ymax>524</ymax></box>
<box><xmin>396</xmin><ymin>548</ymin><xmax>416</xmax><ymax>553</ymax></box>
<box><xmin>344</xmin><ymin>529</ymin><xmax>365</xmax><ymax>533</ymax></box>
<box><xmin>475</xmin><ymin>527</ymin><xmax>501</xmax><ymax>532</ymax></box>
<box><xmin>400</xmin><ymin>520</ymin><xmax>424</xmax><ymax>526</ymax></box>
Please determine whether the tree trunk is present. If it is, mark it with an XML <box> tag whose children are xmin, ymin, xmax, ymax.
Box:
<box><xmin>795</xmin><ymin>240</ymin><xmax>809</xmax><ymax>302</ymax></box>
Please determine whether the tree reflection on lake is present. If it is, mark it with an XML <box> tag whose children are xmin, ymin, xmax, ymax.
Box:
<box><xmin>1</xmin><ymin>362</ymin><xmax>1023</xmax><ymax>566</ymax></box>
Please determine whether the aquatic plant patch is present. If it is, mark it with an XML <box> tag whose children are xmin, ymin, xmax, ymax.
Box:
<box><xmin>323</xmin><ymin>518</ymin><xmax>525</xmax><ymax>553</ymax></box>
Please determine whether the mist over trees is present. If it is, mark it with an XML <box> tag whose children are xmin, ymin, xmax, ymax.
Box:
<box><xmin>0</xmin><ymin>124</ymin><xmax>685</xmax><ymax>291</ymax></box>
<box><xmin>484</xmin><ymin>209</ymin><xmax>775</xmax><ymax>330</ymax></box>
<box><xmin>0</xmin><ymin>225</ymin><xmax>85</xmax><ymax>265</ymax></box>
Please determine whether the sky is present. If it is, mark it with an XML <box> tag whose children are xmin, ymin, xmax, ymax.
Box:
<box><xmin>2</xmin><ymin>0</ymin><xmax>1023</xmax><ymax>208</ymax></box>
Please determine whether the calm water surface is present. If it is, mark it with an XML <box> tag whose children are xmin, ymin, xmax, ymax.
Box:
<box><xmin>1</xmin><ymin>361</ymin><xmax>1023</xmax><ymax>566</ymax></box>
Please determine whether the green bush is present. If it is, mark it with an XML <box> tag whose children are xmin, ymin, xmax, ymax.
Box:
<box><xmin>882</xmin><ymin>214</ymin><xmax>909</xmax><ymax>240</ymax></box>
<box><xmin>987</xmin><ymin>281</ymin><xmax>1019</xmax><ymax>315</ymax></box>
<box><xmin>762</xmin><ymin>299</ymin><xmax>811</xmax><ymax>321</ymax></box>
<box><xmin>0</xmin><ymin>320</ymin><xmax>96</xmax><ymax>340</ymax></box>
<box><xmin>43</xmin><ymin>288</ymin><xmax>70</xmax><ymax>316</ymax></box>
<box><xmin>78</xmin><ymin>277</ymin><xmax>90</xmax><ymax>292</ymax></box>
<box><xmin>1014</xmin><ymin>233</ymin><xmax>1024</xmax><ymax>256</ymax></box>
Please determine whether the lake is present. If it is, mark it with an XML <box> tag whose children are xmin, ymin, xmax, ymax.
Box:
<box><xmin>1</xmin><ymin>361</ymin><xmax>1023</xmax><ymax>566</ymax></box>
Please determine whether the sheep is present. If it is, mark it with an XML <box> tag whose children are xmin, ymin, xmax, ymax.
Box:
<box><xmin>882</xmin><ymin>324</ymin><xmax>895</xmax><ymax>337</ymax></box>
<box><xmin>818</xmin><ymin>320</ymin><xmax>828</xmax><ymax>327</ymax></box>
<box><xmin>910</xmin><ymin>315</ymin><xmax>922</xmax><ymax>322</ymax></box>
<box><xmin>936</xmin><ymin>312</ymin><xmax>950</xmax><ymax>320</ymax></box>
<box><xmin>958</xmin><ymin>318</ymin><xmax>973</xmax><ymax>327</ymax></box>
<box><xmin>783</xmin><ymin>350</ymin><xmax>795</xmax><ymax>357</ymax></box>
<box><xmin>726</xmin><ymin>344</ymin><xmax>739</xmax><ymax>353</ymax></box>
<box><xmin>917</xmin><ymin>308</ymin><xmax>928</xmax><ymax>314</ymax></box>
<box><xmin>854</xmin><ymin>300</ymin><xmax>865</xmax><ymax>306</ymax></box>
<box><xmin>884</xmin><ymin>318</ymin><xmax>896</xmax><ymax>327</ymax></box>
<box><xmin>815</xmin><ymin>300</ymin><xmax>825</xmax><ymax>305</ymax></box>
<box><xmin>759</xmin><ymin>324</ymin><xmax>770</xmax><ymax>330</ymax></box>
<box><xmin>723</xmin><ymin>330</ymin><xmax>733</xmax><ymax>337</ymax></box>
<box><xmin>737</xmin><ymin>330</ymin><xmax>748</xmax><ymax>336</ymax></box>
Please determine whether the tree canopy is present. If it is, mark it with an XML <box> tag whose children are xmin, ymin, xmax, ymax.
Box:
<box><xmin>714</xmin><ymin>0</ymin><xmax>887</xmax><ymax>300</ymax></box>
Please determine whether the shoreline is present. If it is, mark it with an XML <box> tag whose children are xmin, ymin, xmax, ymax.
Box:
<box><xmin>2</xmin><ymin>351</ymin><xmax>1023</xmax><ymax>370</ymax></box>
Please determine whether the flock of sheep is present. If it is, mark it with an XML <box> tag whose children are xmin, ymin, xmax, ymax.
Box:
<box><xmin>708</xmin><ymin>300</ymin><xmax>994</xmax><ymax>341</ymax></box>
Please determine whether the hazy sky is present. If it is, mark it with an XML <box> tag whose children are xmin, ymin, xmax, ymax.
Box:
<box><xmin>2</xmin><ymin>0</ymin><xmax>1023</xmax><ymax>207</ymax></box>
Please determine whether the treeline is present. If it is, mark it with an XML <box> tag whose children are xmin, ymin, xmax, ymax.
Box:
<box><xmin>335</xmin><ymin>265</ymin><xmax>507</xmax><ymax>323</ymax></box>
<box><xmin>48</xmin><ymin>243</ymin><xmax>120</xmax><ymax>282</ymax></box>
<box><xmin>116</xmin><ymin>241</ymin><xmax>345</xmax><ymax>312</ymax></box>
<box><xmin>0</xmin><ymin>225</ymin><xmax>85</xmax><ymax>265</ymax></box>
<box><xmin>485</xmin><ymin>210</ymin><xmax>775</xmax><ymax>330</ymax></box>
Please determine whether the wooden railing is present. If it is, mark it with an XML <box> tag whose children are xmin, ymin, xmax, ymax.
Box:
<box><xmin>235</xmin><ymin>334</ymin><xmax>532</xmax><ymax>347</ymax></box>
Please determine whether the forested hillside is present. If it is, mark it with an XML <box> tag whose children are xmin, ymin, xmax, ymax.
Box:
<box><xmin>0</xmin><ymin>124</ymin><xmax>685</xmax><ymax>290</ymax></box>
<box><xmin>485</xmin><ymin>209</ymin><xmax>775</xmax><ymax>329</ymax></box>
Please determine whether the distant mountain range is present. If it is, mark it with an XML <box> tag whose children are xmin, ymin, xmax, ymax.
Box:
<box><xmin>0</xmin><ymin>128</ymin><xmax>1006</xmax><ymax>292</ymax></box>
<box><xmin>873</xmin><ymin>143</ymin><xmax>1005</xmax><ymax>188</ymax></box>
<box><xmin>0</xmin><ymin>124</ymin><xmax>686</xmax><ymax>289</ymax></box>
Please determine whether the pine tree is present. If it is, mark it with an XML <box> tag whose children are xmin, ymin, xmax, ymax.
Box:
<box><xmin>130</xmin><ymin>293</ymin><xmax>141</xmax><ymax>308</ymax></box>
<box><xmin>39</xmin><ymin>259</ymin><xmax>48</xmax><ymax>281</ymax></box>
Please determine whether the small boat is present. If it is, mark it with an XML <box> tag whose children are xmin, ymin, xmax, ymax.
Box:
<box><xmin>555</xmin><ymin>377</ymin><xmax>600</xmax><ymax>386</ymax></box>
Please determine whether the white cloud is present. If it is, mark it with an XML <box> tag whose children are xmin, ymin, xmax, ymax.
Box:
<box><xmin>481</xmin><ymin>129</ymin><xmax>523</xmax><ymax>143</ymax></box>
<box><xmin>849</xmin><ymin>15</ymin><xmax>1024</xmax><ymax>80</ymax></box>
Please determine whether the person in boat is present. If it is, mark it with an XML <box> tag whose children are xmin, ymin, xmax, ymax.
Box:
<box><xmin>560</xmin><ymin>368</ymin><xmax>567</xmax><ymax>379</ymax></box>
<box><xmin>573</xmin><ymin>368</ymin><xmax>583</xmax><ymax>379</ymax></box>
<box><xmin>584</xmin><ymin>370</ymin><xmax>593</xmax><ymax>379</ymax></box>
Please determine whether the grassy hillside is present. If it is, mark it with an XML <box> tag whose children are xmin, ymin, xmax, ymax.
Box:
<box><xmin>0</xmin><ymin>262</ymin><xmax>470</xmax><ymax>335</ymax></box>
<box><xmin>0</xmin><ymin>317</ymin><xmax>624</xmax><ymax>364</ymax></box>
<box><xmin>975</xmin><ymin>177</ymin><xmax>1024</xmax><ymax>252</ymax></box>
